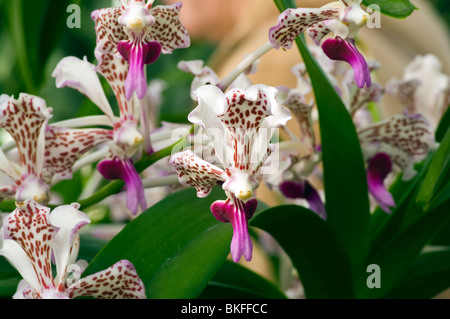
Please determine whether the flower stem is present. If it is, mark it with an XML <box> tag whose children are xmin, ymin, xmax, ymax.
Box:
<box><xmin>218</xmin><ymin>41</ymin><xmax>273</xmax><ymax>91</ymax></box>
<box><xmin>76</xmin><ymin>128</ymin><xmax>192</xmax><ymax>210</ymax></box>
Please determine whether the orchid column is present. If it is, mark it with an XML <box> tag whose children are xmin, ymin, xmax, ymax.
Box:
<box><xmin>170</xmin><ymin>84</ymin><xmax>291</xmax><ymax>262</ymax></box>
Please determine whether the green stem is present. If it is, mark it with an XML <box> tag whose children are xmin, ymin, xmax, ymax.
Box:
<box><xmin>76</xmin><ymin>127</ymin><xmax>192</xmax><ymax>210</ymax></box>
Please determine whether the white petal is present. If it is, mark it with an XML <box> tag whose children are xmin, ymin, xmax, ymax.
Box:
<box><xmin>1</xmin><ymin>240</ymin><xmax>41</xmax><ymax>294</ymax></box>
<box><xmin>49</xmin><ymin>203</ymin><xmax>90</xmax><ymax>286</ymax></box>
<box><xmin>189</xmin><ymin>85</ymin><xmax>230</xmax><ymax>165</ymax></box>
<box><xmin>52</xmin><ymin>56</ymin><xmax>115</xmax><ymax>120</ymax></box>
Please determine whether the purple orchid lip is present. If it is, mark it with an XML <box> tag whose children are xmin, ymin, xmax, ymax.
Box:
<box><xmin>97</xmin><ymin>157</ymin><xmax>147</xmax><ymax>215</ymax></box>
<box><xmin>279</xmin><ymin>179</ymin><xmax>327</xmax><ymax>220</ymax></box>
<box><xmin>211</xmin><ymin>198</ymin><xmax>257</xmax><ymax>262</ymax></box>
<box><xmin>118</xmin><ymin>40</ymin><xmax>162</xmax><ymax>100</ymax></box>
<box><xmin>321</xmin><ymin>37</ymin><xmax>371</xmax><ymax>88</ymax></box>
<box><xmin>367</xmin><ymin>152</ymin><xmax>395</xmax><ymax>214</ymax></box>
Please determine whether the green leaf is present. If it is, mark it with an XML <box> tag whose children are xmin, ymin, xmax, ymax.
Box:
<box><xmin>369</xmin><ymin>157</ymin><xmax>431</xmax><ymax>255</ymax></box>
<box><xmin>360</xmin><ymin>197</ymin><xmax>450</xmax><ymax>298</ymax></box>
<box><xmin>199</xmin><ymin>260</ymin><xmax>287</xmax><ymax>299</ymax></box>
<box><xmin>273</xmin><ymin>0</ymin><xmax>371</xmax><ymax>284</ymax></box>
<box><xmin>435</xmin><ymin>107</ymin><xmax>450</xmax><ymax>142</ymax></box>
<box><xmin>298</xmin><ymin>37</ymin><xmax>371</xmax><ymax>268</ymax></box>
<box><xmin>362</xmin><ymin>0</ymin><xmax>417</xmax><ymax>18</ymax></box>
<box><xmin>251</xmin><ymin>205</ymin><xmax>354</xmax><ymax>298</ymax></box>
<box><xmin>82</xmin><ymin>187</ymin><xmax>234</xmax><ymax>299</ymax></box>
<box><xmin>384</xmin><ymin>249</ymin><xmax>450</xmax><ymax>298</ymax></box>
<box><xmin>0</xmin><ymin>258</ymin><xmax>21</xmax><ymax>297</ymax></box>
<box><xmin>416</xmin><ymin>128</ymin><xmax>450</xmax><ymax>210</ymax></box>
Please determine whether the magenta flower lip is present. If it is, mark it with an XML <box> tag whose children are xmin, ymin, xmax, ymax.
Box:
<box><xmin>211</xmin><ymin>198</ymin><xmax>258</xmax><ymax>263</ymax></box>
<box><xmin>118</xmin><ymin>40</ymin><xmax>162</xmax><ymax>100</ymax></box>
<box><xmin>279</xmin><ymin>179</ymin><xmax>327</xmax><ymax>220</ymax></box>
<box><xmin>97</xmin><ymin>157</ymin><xmax>147</xmax><ymax>215</ymax></box>
<box><xmin>321</xmin><ymin>37</ymin><xmax>371</xmax><ymax>88</ymax></box>
<box><xmin>367</xmin><ymin>152</ymin><xmax>395</xmax><ymax>214</ymax></box>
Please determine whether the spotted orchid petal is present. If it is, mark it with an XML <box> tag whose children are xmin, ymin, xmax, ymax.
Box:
<box><xmin>92</xmin><ymin>7</ymin><xmax>138</xmax><ymax>122</ymax></box>
<box><xmin>366</xmin><ymin>152</ymin><xmax>395</xmax><ymax>213</ymax></box>
<box><xmin>93</xmin><ymin>1</ymin><xmax>189</xmax><ymax>101</ymax></box>
<box><xmin>52</xmin><ymin>56</ymin><xmax>116</xmax><ymax>121</ymax></box>
<box><xmin>322</xmin><ymin>37</ymin><xmax>371</xmax><ymax>88</ymax></box>
<box><xmin>43</xmin><ymin>126</ymin><xmax>113</xmax><ymax>184</ymax></box>
<box><xmin>211</xmin><ymin>197</ymin><xmax>257</xmax><ymax>262</ymax></box>
<box><xmin>0</xmin><ymin>94</ymin><xmax>52</xmax><ymax>176</ymax></box>
<box><xmin>2</xmin><ymin>200</ymin><xmax>145</xmax><ymax>299</ymax></box>
<box><xmin>67</xmin><ymin>259</ymin><xmax>146</xmax><ymax>299</ymax></box>
<box><xmin>169</xmin><ymin>150</ymin><xmax>228</xmax><ymax>198</ymax></box>
<box><xmin>146</xmin><ymin>2</ymin><xmax>190</xmax><ymax>54</ymax></box>
<box><xmin>1</xmin><ymin>200</ymin><xmax>56</xmax><ymax>295</ymax></box>
<box><xmin>281</xmin><ymin>92</ymin><xmax>316</xmax><ymax>151</ymax></box>
<box><xmin>192</xmin><ymin>84</ymin><xmax>291</xmax><ymax>170</ymax></box>
<box><xmin>308</xmin><ymin>19</ymin><xmax>349</xmax><ymax>46</ymax></box>
<box><xmin>279</xmin><ymin>179</ymin><xmax>327</xmax><ymax>220</ymax></box>
<box><xmin>0</xmin><ymin>185</ymin><xmax>17</xmax><ymax>202</ymax></box>
<box><xmin>269</xmin><ymin>7</ymin><xmax>341</xmax><ymax>50</ymax></box>
<box><xmin>97</xmin><ymin>157</ymin><xmax>147</xmax><ymax>215</ymax></box>
<box><xmin>358</xmin><ymin>111</ymin><xmax>439</xmax><ymax>181</ymax></box>
<box><xmin>190</xmin><ymin>84</ymin><xmax>291</xmax><ymax>201</ymax></box>
<box><xmin>0</xmin><ymin>94</ymin><xmax>52</xmax><ymax>203</ymax></box>
<box><xmin>386</xmin><ymin>54</ymin><xmax>450</xmax><ymax>129</ymax></box>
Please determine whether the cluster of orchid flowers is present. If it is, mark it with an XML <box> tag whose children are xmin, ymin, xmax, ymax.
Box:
<box><xmin>0</xmin><ymin>0</ymin><xmax>447</xmax><ymax>299</ymax></box>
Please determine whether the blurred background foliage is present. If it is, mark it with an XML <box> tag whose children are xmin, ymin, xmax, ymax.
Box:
<box><xmin>0</xmin><ymin>0</ymin><xmax>215</xmax><ymax>125</ymax></box>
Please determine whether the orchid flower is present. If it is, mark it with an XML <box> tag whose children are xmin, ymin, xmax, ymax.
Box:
<box><xmin>169</xmin><ymin>84</ymin><xmax>291</xmax><ymax>262</ymax></box>
<box><xmin>269</xmin><ymin>64</ymin><xmax>326</xmax><ymax>219</ymax></box>
<box><xmin>269</xmin><ymin>0</ymin><xmax>372</xmax><ymax>88</ymax></box>
<box><xmin>53</xmin><ymin>54</ymin><xmax>146</xmax><ymax>216</ymax></box>
<box><xmin>92</xmin><ymin>0</ymin><xmax>190</xmax><ymax>101</ymax></box>
<box><xmin>386</xmin><ymin>54</ymin><xmax>450</xmax><ymax>129</ymax></box>
<box><xmin>178</xmin><ymin>59</ymin><xmax>258</xmax><ymax>98</ymax></box>
<box><xmin>340</xmin><ymin>60</ymin><xmax>383</xmax><ymax>128</ymax></box>
<box><xmin>0</xmin><ymin>200</ymin><xmax>145</xmax><ymax>299</ymax></box>
<box><xmin>0</xmin><ymin>93</ymin><xmax>112</xmax><ymax>204</ymax></box>
<box><xmin>358</xmin><ymin>111</ymin><xmax>439</xmax><ymax>213</ymax></box>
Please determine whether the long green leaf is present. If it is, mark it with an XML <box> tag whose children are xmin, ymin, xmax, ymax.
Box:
<box><xmin>362</xmin><ymin>0</ymin><xmax>417</xmax><ymax>18</ymax></box>
<box><xmin>384</xmin><ymin>249</ymin><xmax>450</xmax><ymax>298</ymax></box>
<box><xmin>82</xmin><ymin>187</ymin><xmax>233</xmax><ymax>299</ymax></box>
<box><xmin>251</xmin><ymin>205</ymin><xmax>354</xmax><ymax>298</ymax></box>
<box><xmin>416</xmin><ymin>128</ymin><xmax>450</xmax><ymax>210</ymax></box>
<box><xmin>0</xmin><ymin>258</ymin><xmax>21</xmax><ymax>297</ymax></box>
<box><xmin>199</xmin><ymin>260</ymin><xmax>287</xmax><ymax>299</ymax></box>
<box><xmin>360</xmin><ymin>198</ymin><xmax>450</xmax><ymax>298</ymax></box>
<box><xmin>273</xmin><ymin>0</ymin><xmax>371</xmax><ymax>285</ymax></box>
